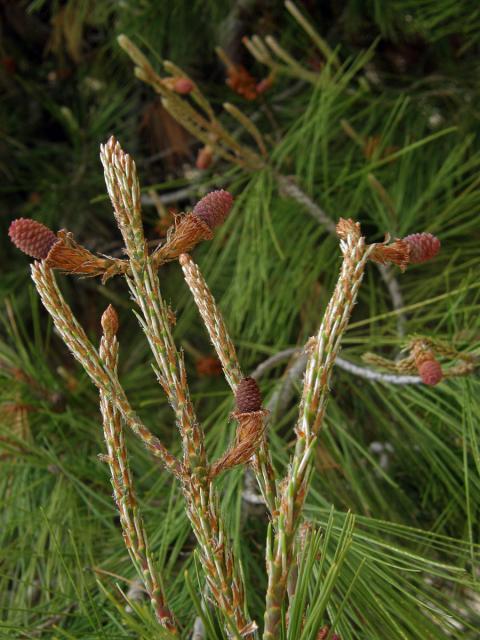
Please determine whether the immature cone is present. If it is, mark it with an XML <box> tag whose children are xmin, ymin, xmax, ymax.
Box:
<box><xmin>152</xmin><ymin>213</ymin><xmax>213</xmax><ymax>267</ymax></box>
<box><xmin>163</xmin><ymin>76</ymin><xmax>194</xmax><ymax>94</ymax></box>
<box><xmin>317</xmin><ymin>627</ymin><xmax>329</xmax><ymax>640</ymax></box>
<box><xmin>413</xmin><ymin>343</ymin><xmax>443</xmax><ymax>386</ymax></box>
<box><xmin>152</xmin><ymin>190</ymin><xmax>233</xmax><ymax>268</ymax></box>
<box><xmin>173</xmin><ymin>77</ymin><xmax>194</xmax><ymax>94</ymax></box>
<box><xmin>9</xmin><ymin>218</ymin><xmax>58</xmax><ymax>260</ymax></box>
<box><xmin>417</xmin><ymin>358</ymin><xmax>443</xmax><ymax>386</ymax></box>
<box><xmin>403</xmin><ymin>232</ymin><xmax>441</xmax><ymax>264</ymax></box>
<box><xmin>209</xmin><ymin>377</ymin><xmax>265</xmax><ymax>478</ymax></box>
<box><xmin>235</xmin><ymin>377</ymin><xmax>262</xmax><ymax>413</ymax></box>
<box><xmin>193</xmin><ymin>190</ymin><xmax>234</xmax><ymax>230</ymax></box>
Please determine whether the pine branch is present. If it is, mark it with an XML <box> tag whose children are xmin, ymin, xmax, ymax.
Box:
<box><xmin>100</xmin><ymin>136</ymin><xmax>207</xmax><ymax>475</ymax></box>
<box><xmin>31</xmin><ymin>262</ymin><xmax>181</xmax><ymax>477</ymax></box>
<box><xmin>263</xmin><ymin>220</ymin><xmax>374</xmax><ymax>639</ymax></box>
<box><xmin>251</xmin><ymin>347</ymin><xmax>422</xmax><ymax>385</ymax></box>
<box><xmin>99</xmin><ymin>139</ymin><xmax>255</xmax><ymax>638</ymax></box>
<box><xmin>179</xmin><ymin>252</ymin><xmax>277</xmax><ymax>518</ymax></box>
<box><xmin>98</xmin><ymin>305</ymin><xmax>177</xmax><ymax>632</ymax></box>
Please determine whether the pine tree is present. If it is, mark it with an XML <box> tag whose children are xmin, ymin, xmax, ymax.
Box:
<box><xmin>1</xmin><ymin>2</ymin><xmax>479</xmax><ymax>638</ymax></box>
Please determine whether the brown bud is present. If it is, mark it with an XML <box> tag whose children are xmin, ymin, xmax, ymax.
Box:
<box><xmin>101</xmin><ymin>304</ymin><xmax>119</xmax><ymax>338</ymax></box>
<box><xmin>235</xmin><ymin>377</ymin><xmax>262</xmax><ymax>413</ymax></box>
<box><xmin>317</xmin><ymin>627</ymin><xmax>329</xmax><ymax>640</ymax></box>
<box><xmin>192</xmin><ymin>190</ymin><xmax>234</xmax><ymax>230</ymax></box>
<box><xmin>9</xmin><ymin>218</ymin><xmax>58</xmax><ymax>259</ymax></box>
<box><xmin>163</xmin><ymin>76</ymin><xmax>194</xmax><ymax>94</ymax></box>
<box><xmin>196</xmin><ymin>145</ymin><xmax>214</xmax><ymax>170</ymax></box>
<box><xmin>403</xmin><ymin>232</ymin><xmax>440</xmax><ymax>264</ymax></box>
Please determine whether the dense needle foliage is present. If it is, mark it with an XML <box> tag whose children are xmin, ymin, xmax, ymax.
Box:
<box><xmin>1</xmin><ymin>1</ymin><xmax>479</xmax><ymax>638</ymax></box>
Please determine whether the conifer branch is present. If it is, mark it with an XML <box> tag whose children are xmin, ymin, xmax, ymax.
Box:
<box><xmin>251</xmin><ymin>347</ymin><xmax>423</xmax><ymax>385</ymax></box>
<box><xmin>100</xmin><ymin>136</ymin><xmax>207</xmax><ymax>474</ymax></box>
<box><xmin>118</xmin><ymin>35</ymin><xmax>265</xmax><ymax>172</ymax></box>
<box><xmin>98</xmin><ymin>305</ymin><xmax>177</xmax><ymax>632</ymax></box>
<box><xmin>179</xmin><ymin>253</ymin><xmax>243</xmax><ymax>390</ymax></box>
<box><xmin>179</xmin><ymin>253</ymin><xmax>277</xmax><ymax>518</ymax></box>
<box><xmin>263</xmin><ymin>220</ymin><xmax>374</xmax><ymax>639</ymax></box>
<box><xmin>31</xmin><ymin>262</ymin><xmax>181</xmax><ymax>477</ymax></box>
<box><xmin>99</xmin><ymin>139</ymin><xmax>255</xmax><ymax>638</ymax></box>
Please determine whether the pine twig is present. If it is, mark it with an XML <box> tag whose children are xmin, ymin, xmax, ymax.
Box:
<box><xmin>118</xmin><ymin>35</ymin><xmax>265</xmax><ymax>172</ymax></box>
<box><xmin>223</xmin><ymin>101</ymin><xmax>268</xmax><ymax>157</ymax></box>
<box><xmin>284</xmin><ymin>1</ymin><xmax>340</xmax><ymax>68</ymax></box>
<box><xmin>263</xmin><ymin>220</ymin><xmax>374</xmax><ymax>639</ymax></box>
<box><xmin>100</xmin><ymin>138</ymin><xmax>255</xmax><ymax>638</ymax></box>
<box><xmin>179</xmin><ymin>253</ymin><xmax>277</xmax><ymax>518</ymax></box>
<box><xmin>251</xmin><ymin>347</ymin><xmax>422</xmax><ymax>385</ymax></box>
<box><xmin>276</xmin><ymin>174</ymin><xmax>336</xmax><ymax>233</ymax></box>
<box><xmin>98</xmin><ymin>305</ymin><xmax>177</xmax><ymax>632</ymax></box>
<box><xmin>100</xmin><ymin>136</ymin><xmax>207</xmax><ymax>475</ymax></box>
<box><xmin>179</xmin><ymin>253</ymin><xmax>242</xmax><ymax>389</ymax></box>
<box><xmin>31</xmin><ymin>262</ymin><xmax>181</xmax><ymax>477</ymax></box>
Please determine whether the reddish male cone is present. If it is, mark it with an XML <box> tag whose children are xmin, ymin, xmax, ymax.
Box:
<box><xmin>403</xmin><ymin>232</ymin><xmax>440</xmax><ymax>264</ymax></box>
<box><xmin>9</xmin><ymin>218</ymin><xmax>57</xmax><ymax>259</ymax></box>
<box><xmin>193</xmin><ymin>190</ymin><xmax>234</xmax><ymax>230</ymax></box>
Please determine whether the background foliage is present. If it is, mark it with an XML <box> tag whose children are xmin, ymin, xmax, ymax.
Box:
<box><xmin>1</xmin><ymin>1</ymin><xmax>479</xmax><ymax>638</ymax></box>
